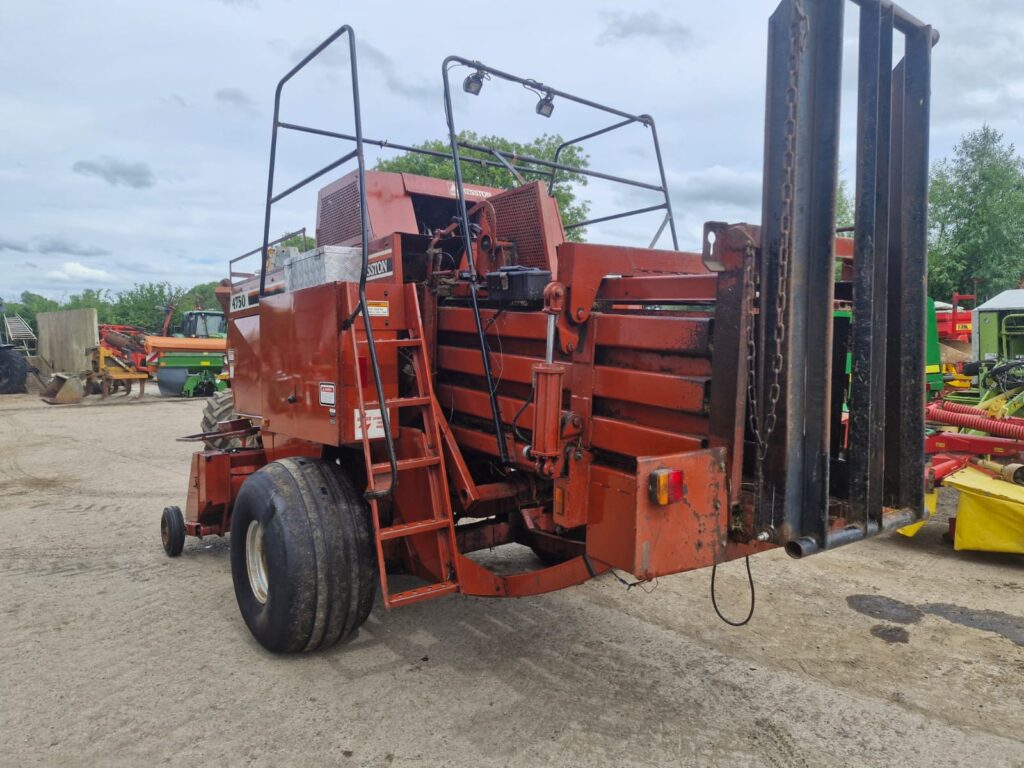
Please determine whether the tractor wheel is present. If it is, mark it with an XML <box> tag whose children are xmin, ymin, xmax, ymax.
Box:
<box><xmin>200</xmin><ymin>389</ymin><xmax>240</xmax><ymax>450</ymax></box>
<box><xmin>229</xmin><ymin>457</ymin><xmax>376</xmax><ymax>653</ymax></box>
<box><xmin>0</xmin><ymin>347</ymin><xmax>28</xmax><ymax>395</ymax></box>
<box><xmin>161</xmin><ymin>506</ymin><xmax>186</xmax><ymax>557</ymax></box>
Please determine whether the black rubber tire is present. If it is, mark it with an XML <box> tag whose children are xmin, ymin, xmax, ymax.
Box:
<box><xmin>200</xmin><ymin>389</ymin><xmax>240</xmax><ymax>450</ymax></box>
<box><xmin>0</xmin><ymin>347</ymin><xmax>28</xmax><ymax>395</ymax></box>
<box><xmin>161</xmin><ymin>506</ymin><xmax>186</xmax><ymax>557</ymax></box>
<box><xmin>230</xmin><ymin>457</ymin><xmax>377</xmax><ymax>653</ymax></box>
<box><xmin>156</xmin><ymin>368</ymin><xmax>188</xmax><ymax>397</ymax></box>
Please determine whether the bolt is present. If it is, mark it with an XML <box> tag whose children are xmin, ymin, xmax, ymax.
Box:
<box><xmin>756</xmin><ymin>531</ymin><xmax>771</xmax><ymax>542</ymax></box>
<box><xmin>567</xmin><ymin>343</ymin><xmax>575</xmax><ymax>352</ymax></box>
<box><xmin>576</xmin><ymin>308</ymin><xmax>584</xmax><ymax>319</ymax></box>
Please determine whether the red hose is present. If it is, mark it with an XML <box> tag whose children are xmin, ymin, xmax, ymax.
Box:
<box><xmin>934</xmin><ymin>399</ymin><xmax>1024</xmax><ymax>427</ymax></box>
<box><xmin>926</xmin><ymin>404</ymin><xmax>1024</xmax><ymax>440</ymax></box>
<box><xmin>936</xmin><ymin>401</ymin><xmax>992</xmax><ymax>418</ymax></box>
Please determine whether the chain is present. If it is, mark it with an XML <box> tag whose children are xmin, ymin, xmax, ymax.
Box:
<box><xmin>744</xmin><ymin>248</ymin><xmax>764</xmax><ymax>456</ymax></box>
<box><xmin>749</xmin><ymin>0</ymin><xmax>808</xmax><ymax>463</ymax></box>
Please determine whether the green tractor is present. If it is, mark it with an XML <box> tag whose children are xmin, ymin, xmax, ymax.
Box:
<box><xmin>150</xmin><ymin>309</ymin><xmax>230</xmax><ymax>398</ymax></box>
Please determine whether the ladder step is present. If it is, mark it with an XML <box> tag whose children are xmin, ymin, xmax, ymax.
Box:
<box><xmin>388</xmin><ymin>581</ymin><xmax>458</xmax><ymax>607</ymax></box>
<box><xmin>358</xmin><ymin>337</ymin><xmax>421</xmax><ymax>348</ymax></box>
<box><xmin>378</xmin><ymin>517</ymin><xmax>451</xmax><ymax>541</ymax></box>
<box><xmin>372</xmin><ymin>455</ymin><xmax>441</xmax><ymax>474</ymax></box>
<box><xmin>366</xmin><ymin>395</ymin><xmax>431</xmax><ymax>409</ymax></box>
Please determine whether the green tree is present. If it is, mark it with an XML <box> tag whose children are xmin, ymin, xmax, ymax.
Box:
<box><xmin>2</xmin><ymin>291</ymin><xmax>59</xmax><ymax>332</ymax></box>
<box><xmin>110</xmin><ymin>282</ymin><xmax>183</xmax><ymax>333</ymax></box>
<box><xmin>836</xmin><ymin>178</ymin><xmax>855</xmax><ymax>229</ymax></box>
<box><xmin>63</xmin><ymin>289</ymin><xmax>114</xmax><ymax>322</ymax></box>
<box><xmin>928</xmin><ymin>125</ymin><xmax>1024</xmax><ymax>300</ymax></box>
<box><xmin>281</xmin><ymin>233</ymin><xmax>315</xmax><ymax>251</ymax></box>
<box><xmin>180</xmin><ymin>281</ymin><xmax>221</xmax><ymax>313</ymax></box>
<box><xmin>375</xmin><ymin>131</ymin><xmax>591</xmax><ymax>242</ymax></box>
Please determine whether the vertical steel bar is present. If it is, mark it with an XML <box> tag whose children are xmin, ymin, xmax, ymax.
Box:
<box><xmin>757</xmin><ymin>0</ymin><xmax>792</xmax><ymax>534</ymax></box>
<box><xmin>867</xmin><ymin>5</ymin><xmax>894</xmax><ymax>527</ymax></box>
<box><xmin>896</xmin><ymin>24</ymin><xmax>932</xmax><ymax>515</ymax></box>
<box><xmin>350</xmin><ymin>28</ymin><xmax>400</xmax><ymax>496</ymax></box>
<box><xmin>792</xmin><ymin>0</ymin><xmax>844</xmax><ymax>549</ymax></box>
<box><xmin>441</xmin><ymin>58</ymin><xmax>510</xmax><ymax>465</ymax></box>
<box><xmin>848</xmin><ymin>0</ymin><xmax>884</xmax><ymax>528</ymax></box>
<box><xmin>646</xmin><ymin>117</ymin><xmax>680</xmax><ymax>250</ymax></box>
<box><xmin>883</xmin><ymin>60</ymin><xmax>905</xmax><ymax>505</ymax></box>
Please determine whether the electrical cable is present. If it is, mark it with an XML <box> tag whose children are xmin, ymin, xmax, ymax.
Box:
<box><xmin>710</xmin><ymin>556</ymin><xmax>756</xmax><ymax>627</ymax></box>
<box><xmin>984</xmin><ymin>360</ymin><xmax>1024</xmax><ymax>392</ymax></box>
<box><xmin>511</xmin><ymin>387</ymin><xmax>534</xmax><ymax>444</ymax></box>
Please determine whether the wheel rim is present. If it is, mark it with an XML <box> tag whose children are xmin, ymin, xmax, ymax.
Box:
<box><xmin>245</xmin><ymin>520</ymin><xmax>269</xmax><ymax>604</ymax></box>
<box><xmin>161</xmin><ymin>517</ymin><xmax>169</xmax><ymax>547</ymax></box>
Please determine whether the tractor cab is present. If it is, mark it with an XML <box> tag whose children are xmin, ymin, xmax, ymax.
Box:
<box><xmin>176</xmin><ymin>310</ymin><xmax>226</xmax><ymax>339</ymax></box>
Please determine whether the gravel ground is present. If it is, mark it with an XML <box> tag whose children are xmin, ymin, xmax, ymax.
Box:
<box><xmin>0</xmin><ymin>392</ymin><xmax>1022</xmax><ymax>768</ymax></box>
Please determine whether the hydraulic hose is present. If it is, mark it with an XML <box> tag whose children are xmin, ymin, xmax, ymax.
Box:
<box><xmin>925</xmin><ymin>404</ymin><xmax>1024</xmax><ymax>440</ymax></box>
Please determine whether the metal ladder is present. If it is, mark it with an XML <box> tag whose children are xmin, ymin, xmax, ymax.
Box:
<box><xmin>348</xmin><ymin>287</ymin><xmax>460</xmax><ymax>608</ymax></box>
<box><xmin>3</xmin><ymin>315</ymin><xmax>36</xmax><ymax>354</ymax></box>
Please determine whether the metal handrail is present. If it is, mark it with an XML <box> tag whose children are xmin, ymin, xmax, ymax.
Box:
<box><xmin>440</xmin><ymin>56</ymin><xmax>682</xmax><ymax>463</ymax></box>
<box><xmin>229</xmin><ymin>228</ymin><xmax>306</xmax><ymax>285</ymax></box>
<box><xmin>256</xmin><ymin>25</ymin><xmax>399</xmax><ymax>496</ymax></box>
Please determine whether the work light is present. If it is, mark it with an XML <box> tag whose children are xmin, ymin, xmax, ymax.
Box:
<box><xmin>463</xmin><ymin>71</ymin><xmax>485</xmax><ymax>95</ymax></box>
<box><xmin>535</xmin><ymin>93</ymin><xmax>554</xmax><ymax>117</ymax></box>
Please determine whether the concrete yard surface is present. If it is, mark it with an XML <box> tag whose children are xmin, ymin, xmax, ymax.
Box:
<box><xmin>0</xmin><ymin>393</ymin><xmax>1022</xmax><ymax>767</ymax></box>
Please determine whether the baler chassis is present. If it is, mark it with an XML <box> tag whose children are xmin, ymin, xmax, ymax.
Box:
<box><xmin>160</xmin><ymin>0</ymin><xmax>938</xmax><ymax>654</ymax></box>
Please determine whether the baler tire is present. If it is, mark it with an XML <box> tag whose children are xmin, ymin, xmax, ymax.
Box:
<box><xmin>200</xmin><ymin>389</ymin><xmax>240</xmax><ymax>450</ymax></box>
<box><xmin>161</xmin><ymin>506</ymin><xmax>186</xmax><ymax>557</ymax></box>
<box><xmin>0</xmin><ymin>347</ymin><xmax>28</xmax><ymax>395</ymax></box>
<box><xmin>229</xmin><ymin>457</ymin><xmax>376</xmax><ymax>654</ymax></box>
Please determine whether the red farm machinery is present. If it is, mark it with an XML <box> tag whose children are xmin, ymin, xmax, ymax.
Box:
<box><xmin>160</xmin><ymin>0</ymin><xmax>939</xmax><ymax>653</ymax></box>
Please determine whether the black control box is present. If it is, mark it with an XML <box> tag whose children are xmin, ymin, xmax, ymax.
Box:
<box><xmin>485</xmin><ymin>266</ymin><xmax>552</xmax><ymax>304</ymax></box>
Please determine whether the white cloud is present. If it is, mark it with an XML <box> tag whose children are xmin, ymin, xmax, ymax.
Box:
<box><xmin>0</xmin><ymin>0</ymin><xmax>1018</xmax><ymax>297</ymax></box>
<box><xmin>45</xmin><ymin>262</ymin><xmax>115</xmax><ymax>283</ymax></box>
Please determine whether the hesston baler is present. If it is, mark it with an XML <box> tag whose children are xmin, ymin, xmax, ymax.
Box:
<box><xmin>160</xmin><ymin>0</ymin><xmax>938</xmax><ymax>653</ymax></box>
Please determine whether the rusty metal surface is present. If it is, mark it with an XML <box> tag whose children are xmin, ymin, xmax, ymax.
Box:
<box><xmin>586</xmin><ymin>450</ymin><xmax>728</xmax><ymax>579</ymax></box>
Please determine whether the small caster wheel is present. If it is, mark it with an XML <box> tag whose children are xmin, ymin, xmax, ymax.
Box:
<box><xmin>161</xmin><ymin>505</ymin><xmax>186</xmax><ymax>557</ymax></box>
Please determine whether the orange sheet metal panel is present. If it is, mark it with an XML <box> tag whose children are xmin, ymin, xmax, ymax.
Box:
<box><xmin>586</xmin><ymin>449</ymin><xmax>728</xmax><ymax>579</ymax></box>
<box><xmin>228</xmin><ymin>306</ymin><xmax>261</xmax><ymax>417</ymax></box>
<box><xmin>593</xmin><ymin>366</ymin><xmax>708</xmax><ymax>414</ymax></box>
<box><xmin>439</xmin><ymin>345</ymin><xmax>538</xmax><ymax>385</ymax></box>
<box><xmin>437</xmin><ymin>306</ymin><xmax>548</xmax><ymax>340</ymax></box>
<box><xmin>593</xmin><ymin>314</ymin><xmax>711</xmax><ymax>355</ymax></box>
<box><xmin>336</xmin><ymin>282</ymin><xmax>404</xmax><ymax>445</ymax></box>
<box><xmin>258</xmin><ymin>283</ymin><xmax>345</xmax><ymax>446</ymax></box>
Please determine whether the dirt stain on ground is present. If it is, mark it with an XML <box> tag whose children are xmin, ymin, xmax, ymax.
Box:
<box><xmin>846</xmin><ymin>594</ymin><xmax>923</xmax><ymax>625</ymax></box>
<box><xmin>919</xmin><ymin>603</ymin><xmax>1024</xmax><ymax>647</ymax></box>
<box><xmin>849</xmin><ymin>594</ymin><xmax>1024</xmax><ymax>647</ymax></box>
<box><xmin>870</xmin><ymin>624</ymin><xmax>910</xmax><ymax>644</ymax></box>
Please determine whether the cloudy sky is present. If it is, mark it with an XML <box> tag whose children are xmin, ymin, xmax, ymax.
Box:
<box><xmin>2</xmin><ymin>0</ymin><xmax>1023</xmax><ymax>300</ymax></box>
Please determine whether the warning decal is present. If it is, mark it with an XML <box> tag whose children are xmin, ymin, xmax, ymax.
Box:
<box><xmin>354</xmin><ymin>408</ymin><xmax>385</xmax><ymax>439</ymax></box>
<box><xmin>367</xmin><ymin>301</ymin><xmax>389</xmax><ymax>317</ymax></box>
<box><xmin>319</xmin><ymin>382</ymin><xmax>336</xmax><ymax>407</ymax></box>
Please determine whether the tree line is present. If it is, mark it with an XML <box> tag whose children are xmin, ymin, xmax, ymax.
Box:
<box><xmin>3</xmin><ymin>125</ymin><xmax>1020</xmax><ymax>334</ymax></box>
<box><xmin>3</xmin><ymin>282</ymin><xmax>221</xmax><ymax>336</ymax></box>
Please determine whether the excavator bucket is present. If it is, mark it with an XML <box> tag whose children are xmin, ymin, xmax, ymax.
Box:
<box><xmin>41</xmin><ymin>374</ymin><xmax>86</xmax><ymax>405</ymax></box>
